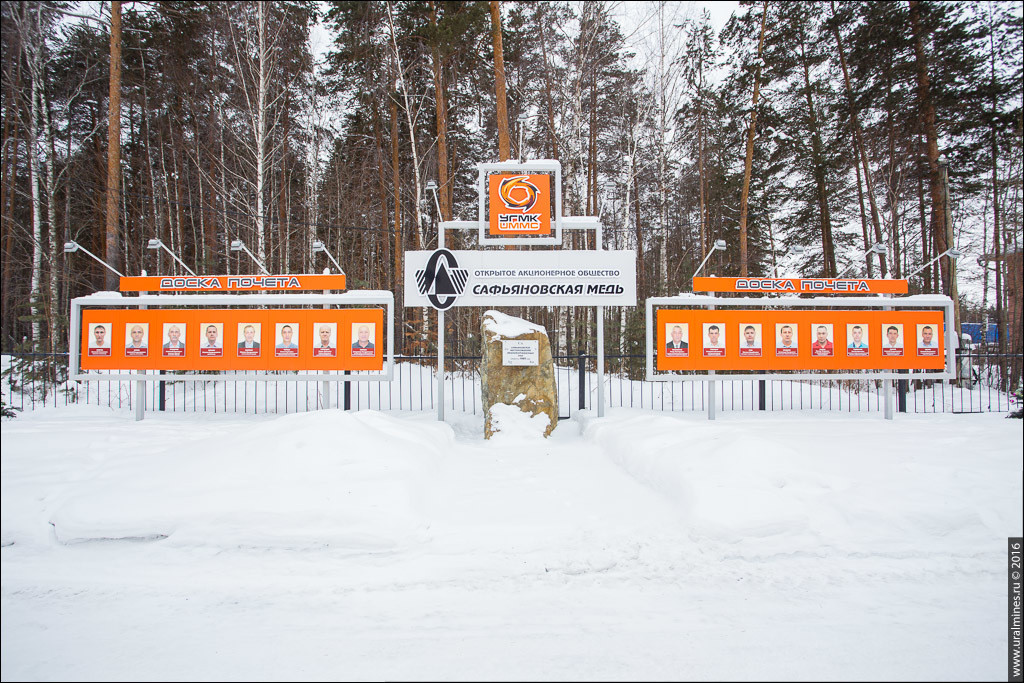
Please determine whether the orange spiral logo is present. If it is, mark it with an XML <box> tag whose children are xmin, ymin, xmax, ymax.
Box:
<box><xmin>498</xmin><ymin>175</ymin><xmax>540</xmax><ymax>212</ymax></box>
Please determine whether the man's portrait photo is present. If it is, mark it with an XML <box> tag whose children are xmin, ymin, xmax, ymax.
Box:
<box><xmin>200</xmin><ymin>322</ymin><xmax>223</xmax><ymax>357</ymax></box>
<box><xmin>124</xmin><ymin>322</ymin><xmax>149</xmax><ymax>357</ymax></box>
<box><xmin>776</xmin><ymin>323</ymin><xmax>798</xmax><ymax>357</ymax></box>
<box><xmin>313</xmin><ymin>322</ymin><xmax>337</xmax><ymax>358</ymax></box>
<box><xmin>882</xmin><ymin>323</ymin><xmax>904</xmax><ymax>356</ymax></box>
<box><xmin>917</xmin><ymin>324</ymin><xmax>940</xmax><ymax>357</ymax></box>
<box><xmin>351</xmin><ymin>323</ymin><xmax>376</xmax><ymax>357</ymax></box>
<box><xmin>738</xmin><ymin>323</ymin><xmax>762</xmax><ymax>358</ymax></box>
<box><xmin>275</xmin><ymin>322</ymin><xmax>300</xmax><ymax>358</ymax></box>
<box><xmin>810</xmin><ymin>324</ymin><xmax>834</xmax><ymax>357</ymax></box>
<box><xmin>846</xmin><ymin>323</ymin><xmax>869</xmax><ymax>357</ymax></box>
<box><xmin>237</xmin><ymin>322</ymin><xmax>261</xmax><ymax>357</ymax></box>
<box><xmin>665</xmin><ymin>323</ymin><xmax>688</xmax><ymax>357</ymax></box>
<box><xmin>702</xmin><ymin>323</ymin><xmax>725</xmax><ymax>358</ymax></box>
<box><xmin>162</xmin><ymin>323</ymin><xmax>187</xmax><ymax>357</ymax></box>
<box><xmin>88</xmin><ymin>322</ymin><xmax>112</xmax><ymax>357</ymax></box>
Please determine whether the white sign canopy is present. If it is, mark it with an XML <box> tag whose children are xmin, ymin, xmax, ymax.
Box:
<box><xmin>405</xmin><ymin>249</ymin><xmax>637</xmax><ymax>309</ymax></box>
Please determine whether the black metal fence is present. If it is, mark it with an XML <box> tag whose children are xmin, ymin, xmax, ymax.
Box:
<box><xmin>2</xmin><ymin>350</ymin><xmax>1020</xmax><ymax>417</ymax></box>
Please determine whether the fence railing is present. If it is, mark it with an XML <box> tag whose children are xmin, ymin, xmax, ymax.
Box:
<box><xmin>2</xmin><ymin>350</ymin><xmax>1020</xmax><ymax>417</ymax></box>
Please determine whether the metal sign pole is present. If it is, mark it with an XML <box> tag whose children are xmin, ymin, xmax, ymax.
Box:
<box><xmin>596</xmin><ymin>220</ymin><xmax>605</xmax><ymax>417</ymax></box>
<box><xmin>437</xmin><ymin>221</ymin><xmax>445</xmax><ymax>422</ymax></box>
<box><xmin>708</xmin><ymin>300</ymin><xmax>716</xmax><ymax>421</ymax></box>
<box><xmin>883</xmin><ymin>299</ymin><xmax>893</xmax><ymax>420</ymax></box>
<box><xmin>323</xmin><ymin>272</ymin><xmax>331</xmax><ymax>409</ymax></box>
<box><xmin>136</xmin><ymin>271</ymin><xmax>147</xmax><ymax>421</ymax></box>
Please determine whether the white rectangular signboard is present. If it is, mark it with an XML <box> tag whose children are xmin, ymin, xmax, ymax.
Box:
<box><xmin>502</xmin><ymin>339</ymin><xmax>539</xmax><ymax>366</ymax></box>
<box><xmin>404</xmin><ymin>250</ymin><xmax>636</xmax><ymax>307</ymax></box>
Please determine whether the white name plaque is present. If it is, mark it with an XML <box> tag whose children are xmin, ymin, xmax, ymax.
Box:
<box><xmin>502</xmin><ymin>340</ymin><xmax>539</xmax><ymax>366</ymax></box>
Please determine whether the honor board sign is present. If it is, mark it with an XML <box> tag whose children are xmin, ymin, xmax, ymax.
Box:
<box><xmin>405</xmin><ymin>249</ymin><xmax>637</xmax><ymax>309</ymax></box>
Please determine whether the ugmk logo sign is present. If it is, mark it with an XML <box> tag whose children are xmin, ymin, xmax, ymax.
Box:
<box><xmin>415</xmin><ymin>249</ymin><xmax>468</xmax><ymax>310</ymax></box>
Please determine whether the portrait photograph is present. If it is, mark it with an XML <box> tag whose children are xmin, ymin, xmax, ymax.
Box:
<box><xmin>199</xmin><ymin>322</ymin><xmax>224</xmax><ymax>357</ymax></box>
<box><xmin>701</xmin><ymin>322</ymin><xmax>725</xmax><ymax>358</ymax></box>
<box><xmin>275</xmin><ymin>322</ymin><xmax>300</xmax><ymax>358</ymax></box>
<box><xmin>846</xmin><ymin>323</ymin><xmax>870</xmax><ymax>357</ymax></box>
<box><xmin>775</xmin><ymin>323</ymin><xmax>799</xmax><ymax>357</ymax></box>
<box><xmin>810</xmin><ymin>323</ymin><xmax>834</xmax><ymax>358</ymax></box>
<box><xmin>916</xmin><ymin>323</ymin><xmax>940</xmax><ymax>357</ymax></box>
<box><xmin>313</xmin><ymin>322</ymin><xmax>338</xmax><ymax>358</ymax></box>
<box><xmin>664</xmin><ymin>323</ymin><xmax>689</xmax><ymax>358</ymax></box>
<box><xmin>237</xmin><ymin>322</ymin><xmax>262</xmax><ymax>358</ymax></box>
<box><xmin>124</xmin><ymin>322</ymin><xmax>149</xmax><ymax>357</ymax></box>
<box><xmin>162</xmin><ymin>322</ymin><xmax>187</xmax><ymax>358</ymax></box>
<box><xmin>738</xmin><ymin>323</ymin><xmax>762</xmax><ymax>358</ymax></box>
<box><xmin>351</xmin><ymin>322</ymin><xmax>376</xmax><ymax>357</ymax></box>
<box><xmin>882</xmin><ymin>323</ymin><xmax>904</xmax><ymax>357</ymax></box>
<box><xmin>87</xmin><ymin>322</ymin><xmax>112</xmax><ymax>357</ymax></box>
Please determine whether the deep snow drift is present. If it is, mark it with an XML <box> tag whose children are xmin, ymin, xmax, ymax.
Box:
<box><xmin>2</xmin><ymin>405</ymin><xmax>1021</xmax><ymax>681</ymax></box>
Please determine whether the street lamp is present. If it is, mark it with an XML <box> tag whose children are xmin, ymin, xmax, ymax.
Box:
<box><xmin>517</xmin><ymin>113</ymin><xmax>531</xmax><ymax>163</ymax></box>
<box><xmin>839</xmin><ymin>242</ymin><xmax>888</xmax><ymax>278</ymax></box>
<box><xmin>229</xmin><ymin>239</ymin><xmax>270</xmax><ymax>275</ymax></box>
<box><xmin>693</xmin><ymin>239</ymin><xmax>726</xmax><ymax>278</ymax></box>
<box><xmin>907</xmin><ymin>247</ymin><xmax>961</xmax><ymax>279</ymax></box>
<box><xmin>146</xmin><ymin>238</ymin><xmax>195</xmax><ymax>276</ymax></box>
<box><xmin>771</xmin><ymin>244</ymin><xmax>805</xmax><ymax>278</ymax></box>
<box><xmin>63</xmin><ymin>240</ymin><xmax>125</xmax><ymax>279</ymax></box>
<box><xmin>424</xmin><ymin>179</ymin><xmax>442</xmax><ymax>218</ymax></box>
<box><xmin>310</xmin><ymin>240</ymin><xmax>344</xmax><ymax>274</ymax></box>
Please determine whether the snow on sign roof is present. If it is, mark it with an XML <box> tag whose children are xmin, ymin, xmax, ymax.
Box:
<box><xmin>692</xmin><ymin>277</ymin><xmax>909</xmax><ymax>295</ymax></box>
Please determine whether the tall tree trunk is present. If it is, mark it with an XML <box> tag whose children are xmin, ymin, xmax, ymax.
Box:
<box><xmin>538</xmin><ymin>10</ymin><xmax>559</xmax><ymax>161</ymax></box>
<box><xmin>853</xmin><ymin>156</ymin><xmax>874</xmax><ymax>277</ymax></box>
<box><xmin>28</xmin><ymin>53</ymin><xmax>43</xmax><ymax>345</ymax></box>
<box><xmin>908</xmin><ymin>1</ymin><xmax>949</xmax><ymax>294</ymax></box>
<box><xmin>830</xmin><ymin>1</ymin><xmax>887</xmax><ymax>276</ymax></box>
<box><xmin>797</xmin><ymin>16</ymin><xmax>836</xmax><ymax>277</ymax></box>
<box><xmin>738</xmin><ymin>0</ymin><xmax>768</xmax><ymax>277</ymax></box>
<box><xmin>490</xmin><ymin>0</ymin><xmax>510</xmax><ymax>161</ymax></box>
<box><xmin>390</xmin><ymin>93</ymin><xmax>403</xmax><ymax>353</ymax></box>
<box><xmin>106</xmin><ymin>0</ymin><xmax>122</xmax><ymax>291</ymax></box>
<box><xmin>429</xmin><ymin>2</ymin><xmax>451</xmax><ymax>220</ymax></box>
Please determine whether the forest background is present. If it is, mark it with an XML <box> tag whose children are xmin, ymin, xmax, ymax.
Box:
<box><xmin>1</xmin><ymin>0</ymin><xmax>1020</xmax><ymax>365</ymax></box>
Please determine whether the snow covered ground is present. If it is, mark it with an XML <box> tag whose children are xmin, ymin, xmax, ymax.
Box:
<box><xmin>2</xmin><ymin>405</ymin><xmax>1021</xmax><ymax>681</ymax></box>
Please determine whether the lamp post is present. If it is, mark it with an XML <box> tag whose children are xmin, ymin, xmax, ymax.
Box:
<box><xmin>229</xmin><ymin>239</ymin><xmax>269</xmax><ymax>275</ymax></box>
<box><xmin>63</xmin><ymin>241</ymin><xmax>125</xmax><ymax>279</ymax></box>
<box><xmin>838</xmin><ymin>243</ymin><xmax>888</xmax><ymax>278</ymax></box>
<box><xmin>517</xmin><ymin>113</ymin><xmax>531</xmax><ymax>163</ymax></box>
<box><xmin>907</xmin><ymin>247</ymin><xmax>961</xmax><ymax>280</ymax></box>
<box><xmin>146</xmin><ymin>238</ymin><xmax>195</xmax><ymax>276</ymax></box>
<box><xmin>771</xmin><ymin>245</ymin><xmax>805</xmax><ymax>278</ymax></box>
<box><xmin>425</xmin><ymin>180</ymin><xmax>443</xmax><ymax>248</ymax></box>
<box><xmin>693</xmin><ymin>239</ymin><xmax>726</xmax><ymax>279</ymax></box>
<box><xmin>310</xmin><ymin>240</ymin><xmax>344</xmax><ymax>274</ymax></box>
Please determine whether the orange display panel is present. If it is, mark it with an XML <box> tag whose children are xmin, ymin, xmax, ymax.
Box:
<box><xmin>487</xmin><ymin>173</ymin><xmax>552</xmax><ymax>236</ymax></box>
<box><xmin>118</xmin><ymin>274</ymin><xmax>347</xmax><ymax>292</ymax></box>
<box><xmin>80</xmin><ymin>308</ymin><xmax>384</xmax><ymax>372</ymax></box>
<box><xmin>691</xmin><ymin>277</ymin><xmax>909</xmax><ymax>295</ymax></box>
<box><xmin>656</xmin><ymin>309</ymin><xmax>945</xmax><ymax>371</ymax></box>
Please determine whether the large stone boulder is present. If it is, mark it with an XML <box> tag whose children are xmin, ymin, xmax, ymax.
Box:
<box><xmin>480</xmin><ymin>310</ymin><xmax>558</xmax><ymax>439</ymax></box>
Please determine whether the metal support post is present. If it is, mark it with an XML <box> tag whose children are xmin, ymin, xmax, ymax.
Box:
<box><xmin>883</xmin><ymin>300</ymin><xmax>893</xmax><ymax>420</ymax></box>
<box><xmin>437</xmin><ymin>220</ymin><xmax>445</xmax><ymax>422</ymax></box>
<box><xmin>597</xmin><ymin>306</ymin><xmax>605</xmax><ymax>417</ymax></box>
<box><xmin>322</xmin><ymin>282</ymin><xmax>331</xmax><ymax>409</ymax></box>
<box><xmin>438</xmin><ymin>309</ymin><xmax>445</xmax><ymax>421</ymax></box>
<box><xmin>578</xmin><ymin>351</ymin><xmax>586</xmax><ymax>411</ymax></box>
<box><xmin>136</xmin><ymin>278</ymin><xmax>147</xmax><ymax>421</ymax></box>
<box><xmin>708</xmin><ymin>302</ymin><xmax>716</xmax><ymax>420</ymax></box>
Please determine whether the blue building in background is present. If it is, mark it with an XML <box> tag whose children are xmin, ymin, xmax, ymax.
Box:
<box><xmin>961</xmin><ymin>322</ymin><xmax>999</xmax><ymax>344</ymax></box>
